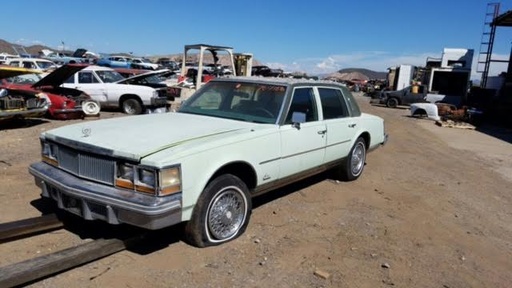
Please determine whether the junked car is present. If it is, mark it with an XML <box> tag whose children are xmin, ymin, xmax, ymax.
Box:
<box><xmin>61</xmin><ymin>65</ymin><xmax>168</xmax><ymax>114</ymax></box>
<box><xmin>114</xmin><ymin>68</ymin><xmax>176</xmax><ymax>102</ymax></box>
<box><xmin>1</xmin><ymin>64</ymin><xmax>100</xmax><ymax>120</ymax></box>
<box><xmin>96</xmin><ymin>56</ymin><xmax>132</xmax><ymax>69</ymax></box>
<box><xmin>29</xmin><ymin>77</ymin><xmax>388</xmax><ymax>247</ymax></box>
<box><xmin>130</xmin><ymin>58</ymin><xmax>159</xmax><ymax>70</ymax></box>
<box><xmin>6</xmin><ymin>58</ymin><xmax>58</xmax><ymax>72</ymax></box>
<box><xmin>0</xmin><ymin>66</ymin><xmax>50</xmax><ymax>121</ymax></box>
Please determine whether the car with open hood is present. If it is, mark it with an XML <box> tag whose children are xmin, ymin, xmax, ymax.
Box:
<box><xmin>114</xmin><ymin>68</ymin><xmax>176</xmax><ymax>101</ymax></box>
<box><xmin>0</xmin><ymin>66</ymin><xmax>50</xmax><ymax>121</ymax></box>
<box><xmin>61</xmin><ymin>65</ymin><xmax>168</xmax><ymax>114</ymax></box>
<box><xmin>1</xmin><ymin>64</ymin><xmax>100</xmax><ymax>120</ymax></box>
<box><xmin>29</xmin><ymin>77</ymin><xmax>388</xmax><ymax>247</ymax></box>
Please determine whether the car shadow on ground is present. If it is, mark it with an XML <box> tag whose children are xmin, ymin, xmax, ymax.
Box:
<box><xmin>30</xmin><ymin>198</ymin><xmax>180</xmax><ymax>255</ymax></box>
<box><xmin>27</xmin><ymin>172</ymin><xmax>333</xmax><ymax>254</ymax></box>
<box><xmin>475</xmin><ymin>124</ymin><xmax>512</xmax><ymax>144</ymax></box>
<box><xmin>0</xmin><ymin>118</ymin><xmax>49</xmax><ymax>131</ymax></box>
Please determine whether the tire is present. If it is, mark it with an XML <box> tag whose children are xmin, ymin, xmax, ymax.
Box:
<box><xmin>333</xmin><ymin>137</ymin><xmax>366</xmax><ymax>181</ymax></box>
<box><xmin>386</xmin><ymin>97</ymin><xmax>399</xmax><ymax>108</ymax></box>
<box><xmin>81</xmin><ymin>100</ymin><xmax>101</xmax><ymax>116</ymax></box>
<box><xmin>121</xmin><ymin>98</ymin><xmax>143</xmax><ymax>115</ymax></box>
<box><xmin>184</xmin><ymin>174</ymin><xmax>252</xmax><ymax>247</ymax></box>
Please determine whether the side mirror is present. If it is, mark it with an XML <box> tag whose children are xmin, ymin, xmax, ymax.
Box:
<box><xmin>291</xmin><ymin>111</ymin><xmax>306</xmax><ymax>129</ymax></box>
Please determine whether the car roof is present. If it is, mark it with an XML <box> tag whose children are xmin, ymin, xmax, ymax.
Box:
<box><xmin>211</xmin><ymin>76</ymin><xmax>345</xmax><ymax>88</ymax></box>
<box><xmin>7</xmin><ymin>58</ymin><xmax>55</xmax><ymax>63</ymax></box>
<box><xmin>83</xmin><ymin>65</ymin><xmax>115</xmax><ymax>71</ymax></box>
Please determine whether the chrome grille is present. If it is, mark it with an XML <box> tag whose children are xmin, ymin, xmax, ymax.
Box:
<box><xmin>58</xmin><ymin>145</ymin><xmax>115</xmax><ymax>185</ymax></box>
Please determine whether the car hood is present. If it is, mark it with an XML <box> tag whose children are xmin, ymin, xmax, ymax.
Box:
<box><xmin>115</xmin><ymin>69</ymin><xmax>170</xmax><ymax>84</ymax></box>
<box><xmin>0</xmin><ymin>66</ymin><xmax>41</xmax><ymax>80</ymax></box>
<box><xmin>42</xmin><ymin>112</ymin><xmax>258</xmax><ymax>161</ymax></box>
<box><xmin>32</xmin><ymin>64</ymin><xmax>89</xmax><ymax>88</ymax></box>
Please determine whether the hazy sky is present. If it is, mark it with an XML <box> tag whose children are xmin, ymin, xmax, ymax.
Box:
<box><xmin>2</xmin><ymin>0</ymin><xmax>512</xmax><ymax>79</ymax></box>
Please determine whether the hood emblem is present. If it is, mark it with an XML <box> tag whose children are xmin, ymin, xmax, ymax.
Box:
<box><xmin>82</xmin><ymin>127</ymin><xmax>91</xmax><ymax>137</ymax></box>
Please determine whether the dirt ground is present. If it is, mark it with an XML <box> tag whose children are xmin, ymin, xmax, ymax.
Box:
<box><xmin>0</xmin><ymin>94</ymin><xmax>511</xmax><ymax>288</ymax></box>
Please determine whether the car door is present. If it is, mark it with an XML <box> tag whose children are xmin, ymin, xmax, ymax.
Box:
<box><xmin>73</xmin><ymin>71</ymin><xmax>109</xmax><ymax>106</ymax></box>
<box><xmin>317</xmin><ymin>87</ymin><xmax>357</xmax><ymax>164</ymax></box>
<box><xmin>279</xmin><ymin>87</ymin><xmax>327</xmax><ymax>177</ymax></box>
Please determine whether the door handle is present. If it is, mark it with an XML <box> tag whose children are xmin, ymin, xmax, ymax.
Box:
<box><xmin>317</xmin><ymin>130</ymin><xmax>327</xmax><ymax>135</ymax></box>
<box><xmin>348</xmin><ymin>123</ymin><xmax>357</xmax><ymax>128</ymax></box>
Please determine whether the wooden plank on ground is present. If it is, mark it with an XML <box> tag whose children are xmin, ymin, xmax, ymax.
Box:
<box><xmin>0</xmin><ymin>236</ymin><xmax>143</xmax><ymax>288</ymax></box>
<box><xmin>0</xmin><ymin>214</ymin><xmax>63</xmax><ymax>243</ymax></box>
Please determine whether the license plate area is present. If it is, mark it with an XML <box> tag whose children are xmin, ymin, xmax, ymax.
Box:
<box><xmin>61</xmin><ymin>193</ymin><xmax>82</xmax><ymax>216</ymax></box>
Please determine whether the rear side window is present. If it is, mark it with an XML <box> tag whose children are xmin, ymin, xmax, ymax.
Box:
<box><xmin>341</xmin><ymin>86</ymin><xmax>361</xmax><ymax>117</ymax></box>
<box><xmin>78</xmin><ymin>72</ymin><xmax>99</xmax><ymax>83</ymax></box>
<box><xmin>318</xmin><ymin>88</ymin><xmax>349</xmax><ymax>119</ymax></box>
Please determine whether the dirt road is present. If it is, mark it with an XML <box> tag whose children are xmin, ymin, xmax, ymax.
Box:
<box><xmin>0</xmin><ymin>95</ymin><xmax>511</xmax><ymax>288</ymax></box>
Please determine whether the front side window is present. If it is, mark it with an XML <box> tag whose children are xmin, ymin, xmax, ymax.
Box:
<box><xmin>318</xmin><ymin>88</ymin><xmax>348</xmax><ymax>119</ymax></box>
<box><xmin>285</xmin><ymin>87</ymin><xmax>317</xmax><ymax>123</ymax></box>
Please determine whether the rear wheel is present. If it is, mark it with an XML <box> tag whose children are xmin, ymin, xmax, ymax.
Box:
<box><xmin>333</xmin><ymin>137</ymin><xmax>366</xmax><ymax>181</ymax></box>
<box><xmin>121</xmin><ymin>98</ymin><xmax>143</xmax><ymax>115</ymax></box>
<box><xmin>184</xmin><ymin>174</ymin><xmax>252</xmax><ymax>247</ymax></box>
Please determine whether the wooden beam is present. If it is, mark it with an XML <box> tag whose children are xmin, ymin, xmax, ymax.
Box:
<box><xmin>0</xmin><ymin>214</ymin><xmax>63</xmax><ymax>243</ymax></box>
<box><xmin>0</xmin><ymin>236</ymin><xmax>143</xmax><ymax>287</ymax></box>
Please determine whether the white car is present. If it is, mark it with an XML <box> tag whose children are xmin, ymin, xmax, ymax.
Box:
<box><xmin>131</xmin><ymin>58</ymin><xmax>159</xmax><ymax>70</ymax></box>
<box><xmin>6</xmin><ymin>58</ymin><xmax>58</xmax><ymax>71</ymax></box>
<box><xmin>61</xmin><ymin>65</ymin><xmax>168</xmax><ymax>114</ymax></box>
<box><xmin>29</xmin><ymin>77</ymin><xmax>388</xmax><ymax>247</ymax></box>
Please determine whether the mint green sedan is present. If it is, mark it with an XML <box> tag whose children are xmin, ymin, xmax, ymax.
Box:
<box><xmin>29</xmin><ymin>77</ymin><xmax>387</xmax><ymax>247</ymax></box>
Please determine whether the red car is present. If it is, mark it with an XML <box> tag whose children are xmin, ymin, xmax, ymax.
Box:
<box><xmin>1</xmin><ymin>64</ymin><xmax>100</xmax><ymax>120</ymax></box>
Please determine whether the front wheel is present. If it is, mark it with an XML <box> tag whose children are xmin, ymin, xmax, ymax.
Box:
<box><xmin>121</xmin><ymin>98</ymin><xmax>143</xmax><ymax>115</ymax></box>
<box><xmin>184</xmin><ymin>174</ymin><xmax>252</xmax><ymax>247</ymax></box>
<box><xmin>333</xmin><ymin>137</ymin><xmax>366</xmax><ymax>181</ymax></box>
<box><xmin>386</xmin><ymin>97</ymin><xmax>399</xmax><ymax>108</ymax></box>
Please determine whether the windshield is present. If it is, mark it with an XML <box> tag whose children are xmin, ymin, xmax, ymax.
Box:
<box><xmin>37</xmin><ymin>61</ymin><xmax>56</xmax><ymax>69</ymax></box>
<box><xmin>96</xmin><ymin>70</ymin><xmax>125</xmax><ymax>83</ymax></box>
<box><xmin>5</xmin><ymin>73</ymin><xmax>42</xmax><ymax>84</ymax></box>
<box><xmin>179</xmin><ymin>81</ymin><xmax>287</xmax><ymax>124</ymax></box>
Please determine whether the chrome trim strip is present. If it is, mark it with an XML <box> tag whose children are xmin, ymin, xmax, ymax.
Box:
<box><xmin>325</xmin><ymin>139</ymin><xmax>350</xmax><ymax>148</ymax></box>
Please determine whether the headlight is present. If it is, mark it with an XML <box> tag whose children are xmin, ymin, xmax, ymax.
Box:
<box><xmin>116</xmin><ymin>163</ymin><xmax>135</xmax><ymax>189</ymax></box>
<box><xmin>41</xmin><ymin>141</ymin><xmax>58</xmax><ymax>166</ymax></box>
<box><xmin>159</xmin><ymin>166</ymin><xmax>181</xmax><ymax>196</ymax></box>
<box><xmin>136</xmin><ymin>168</ymin><xmax>157</xmax><ymax>194</ymax></box>
<box><xmin>152</xmin><ymin>90</ymin><xmax>158</xmax><ymax>97</ymax></box>
<box><xmin>115</xmin><ymin>163</ymin><xmax>181</xmax><ymax>196</ymax></box>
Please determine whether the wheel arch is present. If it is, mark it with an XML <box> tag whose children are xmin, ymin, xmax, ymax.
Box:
<box><xmin>118</xmin><ymin>94</ymin><xmax>142</xmax><ymax>106</ymax></box>
<box><xmin>358</xmin><ymin>131</ymin><xmax>371</xmax><ymax>150</ymax></box>
<box><xmin>412</xmin><ymin>108</ymin><xmax>427</xmax><ymax>116</ymax></box>
<box><xmin>207</xmin><ymin>161</ymin><xmax>257</xmax><ymax>191</ymax></box>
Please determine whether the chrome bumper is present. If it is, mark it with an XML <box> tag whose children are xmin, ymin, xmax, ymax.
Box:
<box><xmin>29</xmin><ymin>162</ymin><xmax>182</xmax><ymax>230</ymax></box>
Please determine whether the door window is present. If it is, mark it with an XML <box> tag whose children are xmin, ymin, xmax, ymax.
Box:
<box><xmin>285</xmin><ymin>87</ymin><xmax>317</xmax><ymax>123</ymax></box>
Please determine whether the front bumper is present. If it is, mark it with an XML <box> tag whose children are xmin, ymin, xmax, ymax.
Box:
<box><xmin>151</xmin><ymin>96</ymin><xmax>169</xmax><ymax>107</ymax></box>
<box><xmin>29</xmin><ymin>162</ymin><xmax>182</xmax><ymax>230</ymax></box>
<box><xmin>49</xmin><ymin>107</ymin><xmax>84</xmax><ymax>120</ymax></box>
